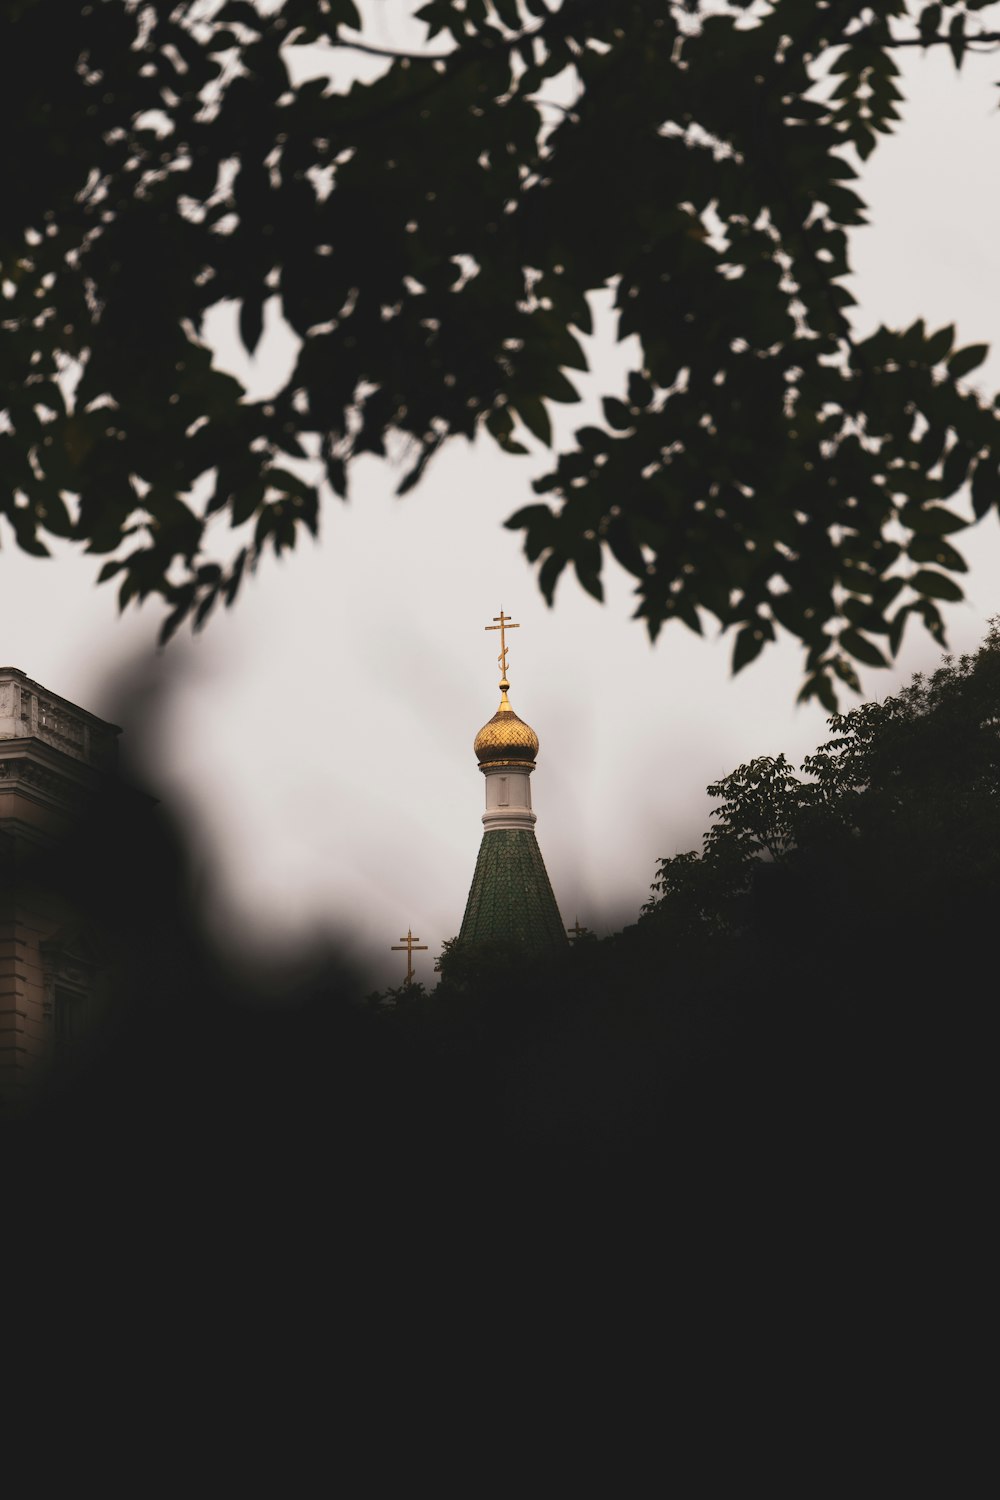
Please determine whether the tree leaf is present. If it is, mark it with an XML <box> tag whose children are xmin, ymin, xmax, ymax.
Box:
<box><xmin>239</xmin><ymin>296</ymin><xmax>265</xmax><ymax>356</ymax></box>
<box><xmin>798</xmin><ymin>672</ymin><xmax>839</xmax><ymax>715</ymax></box>
<box><xmin>512</xmin><ymin>396</ymin><xmax>552</xmax><ymax>445</ymax></box>
<box><xmin>574</xmin><ymin>560</ymin><xmax>604</xmax><ymax>601</ymax></box>
<box><xmin>910</xmin><ymin>569</ymin><xmax>964</xmax><ymax>602</ymax></box>
<box><xmin>602</xmin><ymin>397</ymin><xmax>633</xmax><ymax>431</ymax></box>
<box><xmin>538</xmin><ymin>551</ymin><xmax>567</xmax><ymax>604</ymax></box>
<box><xmin>918</xmin><ymin>4</ymin><xmax>943</xmax><ymax>43</ymax></box>
<box><xmin>830</xmin><ymin>653</ymin><xmax>862</xmax><ymax>693</ymax></box>
<box><xmin>491</xmin><ymin>0</ymin><xmax>522</xmax><ymax>29</ymax></box>
<box><xmin>902</xmin><ymin>504</ymin><xmax>967</xmax><ymax>536</ymax></box>
<box><xmin>840</xmin><ymin>628</ymin><xmax>888</xmax><ymax>668</ymax></box>
<box><xmin>948</xmin><ymin>344</ymin><xmax>988</xmax><ymax>378</ymax></box>
<box><xmin>732</xmin><ymin>626</ymin><xmax>767</xmax><ymax>675</ymax></box>
<box><xmin>940</xmin><ymin>440</ymin><xmax>973</xmax><ymax>494</ymax></box>
<box><xmin>924</xmin><ymin>324</ymin><xmax>954</xmax><ymax>363</ymax></box>
<box><xmin>627</xmin><ymin>372</ymin><xmax>653</xmax><ymax>409</ymax></box>
<box><xmin>908</xmin><ymin>535</ymin><xmax>967</xmax><ymax>572</ymax></box>
<box><xmin>971</xmin><ymin>458</ymin><xmax>1000</xmax><ymax>519</ymax></box>
<box><xmin>888</xmin><ymin>604</ymin><xmax>912</xmax><ymax>656</ymax></box>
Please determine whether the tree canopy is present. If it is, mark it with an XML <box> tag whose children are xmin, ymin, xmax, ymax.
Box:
<box><xmin>4</xmin><ymin>0</ymin><xmax>1000</xmax><ymax>703</ymax></box>
<box><xmin>642</xmin><ymin>615</ymin><xmax>1000</xmax><ymax>946</ymax></box>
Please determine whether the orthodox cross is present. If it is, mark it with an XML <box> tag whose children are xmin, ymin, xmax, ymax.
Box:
<box><xmin>567</xmin><ymin>918</ymin><xmax>591</xmax><ymax>943</ymax></box>
<box><xmin>486</xmin><ymin>608</ymin><xmax>520</xmax><ymax>685</ymax></box>
<box><xmin>391</xmin><ymin>927</ymin><xmax>428</xmax><ymax>986</ymax></box>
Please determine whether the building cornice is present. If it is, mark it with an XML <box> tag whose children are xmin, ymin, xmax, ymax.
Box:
<box><xmin>0</xmin><ymin>669</ymin><xmax>119</xmax><ymax>771</ymax></box>
<box><xmin>0</xmin><ymin>737</ymin><xmax>111</xmax><ymax>819</ymax></box>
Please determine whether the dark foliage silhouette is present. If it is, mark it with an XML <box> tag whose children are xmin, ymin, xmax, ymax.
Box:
<box><xmin>3</xmin><ymin>635</ymin><xmax>990</xmax><ymax>1449</ymax></box>
<box><xmin>3</xmin><ymin>2</ymin><xmax>1000</xmax><ymax>704</ymax></box>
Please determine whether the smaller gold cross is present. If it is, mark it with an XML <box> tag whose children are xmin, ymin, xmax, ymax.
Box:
<box><xmin>485</xmin><ymin>608</ymin><xmax>520</xmax><ymax>687</ymax></box>
<box><xmin>391</xmin><ymin>927</ymin><xmax>428</xmax><ymax>986</ymax></box>
<box><xmin>567</xmin><ymin>917</ymin><xmax>591</xmax><ymax>943</ymax></box>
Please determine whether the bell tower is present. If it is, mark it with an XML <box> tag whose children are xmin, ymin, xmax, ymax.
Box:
<box><xmin>457</xmin><ymin>612</ymin><xmax>566</xmax><ymax>955</ymax></box>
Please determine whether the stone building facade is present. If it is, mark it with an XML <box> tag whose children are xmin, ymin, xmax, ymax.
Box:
<box><xmin>0</xmin><ymin>668</ymin><xmax>120</xmax><ymax>1100</ymax></box>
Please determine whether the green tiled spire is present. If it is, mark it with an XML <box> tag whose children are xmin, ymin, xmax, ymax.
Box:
<box><xmin>459</xmin><ymin>828</ymin><xmax>567</xmax><ymax>954</ymax></box>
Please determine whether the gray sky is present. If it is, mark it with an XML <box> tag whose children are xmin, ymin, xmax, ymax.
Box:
<box><xmin>3</xmin><ymin>15</ymin><xmax>1000</xmax><ymax>988</ymax></box>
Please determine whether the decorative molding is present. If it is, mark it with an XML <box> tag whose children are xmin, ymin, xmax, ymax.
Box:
<box><xmin>0</xmin><ymin>668</ymin><xmax>118</xmax><ymax>770</ymax></box>
<box><xmin>0</xmin><ymin>748</ymin><xmax>100</xmax><ymax>818</ymax></box>
<box><xmin>5</xmin><ymin>754</ymin><xmax>87</xmax><ymax>796</ymax></box>
<box><xmin>482</xmin><ymin>809</ymin><xmax>537</xmax><ymax>831</ymax></box>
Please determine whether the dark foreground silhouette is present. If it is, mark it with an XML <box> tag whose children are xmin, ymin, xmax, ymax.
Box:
<box><xmin>6</xmin><ymin>739</ymin><xmax>985</xmax><ymax>1240</ymax></box>
<box><xmin>2</xmin><ymin>640</ymin><xmax>990</xmax><ymax>1418</ymax></box>
<box><xmin>3</xmin><ymin>663</ymin><xmax>989</xmax><ymax>1466</ymax></box>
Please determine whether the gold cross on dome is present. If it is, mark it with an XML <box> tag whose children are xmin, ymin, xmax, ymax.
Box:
<box><xmin>485</xmin><ymin>608</ymin><xmax>520</xmax><ymax>686</ymax></box>
<box><xmin>390</xmin><ymin>927</ymin><xmax>428</xmax><ymax>986</ymax></box>
<box><xmin>567</xmin><ymin>918</ymin><xmax>591</xmax><ymax>943</ymax></box>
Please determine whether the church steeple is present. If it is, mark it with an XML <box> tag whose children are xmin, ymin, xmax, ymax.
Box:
<box><xmin>457</xmin><ymin>612</ymin><xmax>567</xmax><ymax>954</ymax></box>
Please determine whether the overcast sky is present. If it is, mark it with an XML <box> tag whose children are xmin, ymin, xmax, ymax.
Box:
<box><xmin>3</xmin><ymin>13</ymin><xmax>1000</xmax><ymax>988</ymax></box>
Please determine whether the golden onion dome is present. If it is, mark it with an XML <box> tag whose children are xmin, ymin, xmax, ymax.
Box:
<box><xmin>473</xmin><ymin>680</ymin><xmax>539</xmax><ymax>766</ymax></box>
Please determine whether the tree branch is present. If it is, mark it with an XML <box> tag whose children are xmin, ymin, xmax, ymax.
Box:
<box><xmin>848</xmin><ymin>26</ymin><xmax>1000</xmax><ymax>50</ymax></box>
<box><xmin>335</xmin><ymin>38</ymin><xmax>452</xmax><ymax>63</ymax></box>
<box><xmin>331</xmin><ymin>14</ymin><xmax>554</xmax><ymax>67</ymax></box>
<box><xmin>884</xmin><ymin>29</ymin><xmax>1000</xmax><ymax>48</ymax></box>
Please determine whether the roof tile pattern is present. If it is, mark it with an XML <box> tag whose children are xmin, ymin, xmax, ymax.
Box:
<box><xmin>458</xmin><ymin>828</ymin><xmax>567</xmax><ymax>953</ymax></box>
